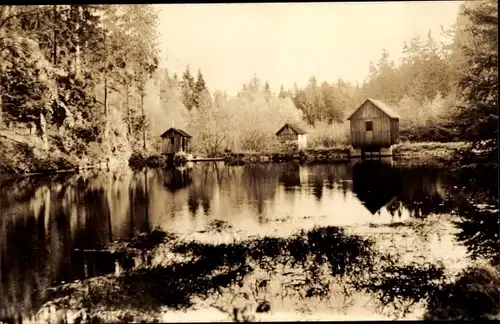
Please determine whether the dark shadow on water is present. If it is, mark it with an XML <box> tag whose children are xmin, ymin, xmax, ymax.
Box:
<box><xmin>439</xmin><ymin>164</ymin><xmax>499</xmax><ymax>265</ymax></box>
<box><xmin>352</xmin><ymin>161</ymin><xmax>403</xmax><ymax>215</ymax></box>
<box><xmin>70</xmin><ymin>250</ymin><xmax>134</xmax><ymax>280</ymax></box>
<box><xmin>389</xmin><ymin>168</ymin><xmax>451</xmax><ymax>219</ymax></box>
<box><xmin>447</xmin><ymin>190</ymin><xmax>499</xmax><ymax>265</ymax></box>
<box><xmin>454</xmin><ymin>209</ymin><xmax>499</xmax><ymax>265</ymax></box>
<box><xmin>242</xmin><ymin>164</ymin><xmax>279</xmax><ymax>217</ymax></box>
<box><xmin>156</xmin><ymin>167</ymin><xmax>192</xmax><ymax>193</ymax></box>
<box><xmin>186</xmin><ymin>163</ymin><xmax>218</xmax><ymax>217</ymax></box>
<box><xmin>278</xmin><ymin>163</ymin><xmax>301</xmax><ymax>191</ymax></box>
<box><xmin>44</xmin><ymin>226</ymin><xmax>455</xmax><ymax>320</ymax></box>
<box><xmin>353</xmin><ymin>259</ymin><xmax>446</xmax><ymax>317</ymax></box>
<box><xmin>4</xmin><ymin>218</ymin><xmax>496</xmax><ymax>322</ymax></box>
<box><xmin>76</xmin><ymin>226</ymin><xmax>378</xmax><ymax>311</ymax></box>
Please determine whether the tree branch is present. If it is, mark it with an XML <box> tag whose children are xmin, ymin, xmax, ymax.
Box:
<box><xmin>0</xmin><ymin>6</ymin><xmax>68</xmax><ymax>30</ymax></box>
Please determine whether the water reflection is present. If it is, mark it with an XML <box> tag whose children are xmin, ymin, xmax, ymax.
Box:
<box><xmin>352</xmin><ymin>161</ymin><xmax>402</xmax><ymax>215</ymax></box>
<box><xmin>158</xmin><ymin>167</ymin><xmax>192</xmax><ymax>192</ymax></box>
<box><xmin>389</xmin><ymin>168</ymin><xmax>449</xmax><ymax>219</ymax></box>
<box><xmin>71</xmin><ymin>250</ymin><xmax>135</xmax><ymax>280</ymax></box>
<box><xmin>279</xmin><ymin>163</ymin><xmax>301</xmax><ymax>191</ymax></box>
<box><xmin>0</xmin><ymin>162</ymin><xmax>495</xmax><ymax>320</ymax></box>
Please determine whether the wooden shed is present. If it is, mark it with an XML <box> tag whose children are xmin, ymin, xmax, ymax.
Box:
<box><xmin>275</xmin><ymin>122</ymin><xmax>308</xmax><ymax>150</ymax></box>
<box><xmin>159</xmin><ymin>127</ymin><xmax>192</xmax><ymax>155</ymax></box>
<box><xmin>346</xmin><ymin>98</ymin><xmax>401</xmax><ymax>157</ymax></box>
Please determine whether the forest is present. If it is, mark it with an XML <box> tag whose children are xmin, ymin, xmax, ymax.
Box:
<box><xmin>0</xmin><ymin>1</ymin><xmax>497</xmax><ymax>172</ymax></box>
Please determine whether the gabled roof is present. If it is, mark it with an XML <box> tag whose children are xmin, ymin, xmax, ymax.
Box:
<box><xmin>347</xmin><ymin>98</ymin><xmax>401</xmax><ymax>120</ymax></box>
<box><xmin>160</xmin><ymin>127</ymin><xmax>192</xmax><ymax>138</ymax></box>
<box><xmin>276</xmin><ymin>122</ymin><xmax>308</xmax><ymax>136</ymax></box>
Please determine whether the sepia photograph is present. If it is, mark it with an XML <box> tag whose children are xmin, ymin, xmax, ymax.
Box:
<box><xmin>0</xmin><ymin>1</ymin><xmax>498</xmax><ymax>322</ymax></box>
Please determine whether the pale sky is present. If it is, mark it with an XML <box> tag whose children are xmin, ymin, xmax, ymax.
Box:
<box><xmin>156</xmin><ymin>1</ymin><xmax>462</xmax><ymax>96</ymax></box>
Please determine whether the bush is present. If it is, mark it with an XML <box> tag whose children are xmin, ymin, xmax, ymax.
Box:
<box><xmin>129</xmin><ymin>152</ymin><xmax>148</xmax><ymax>170</ymax></box>
<box><xmin>147</xmin><ymin>154</ymin><xmax>168</xmax><ymax>167</ymax></box>
<box><xmin>308</xmin><ymin>121</ymin><xmax>350</xmax><ymax>149</ymax></box>
<box><xmin>128</xmin><ymin>152</ymin><xmax>189</xmax><ymax>170</ymax></box>
<box><xmin>424</xmin><ymin>264</ymin><xmax>500</xmax><ymax>320</ymax></box>
<box><xmin>394</xmin><ymin>141</ymin><xmax>467</xmax><ymax>153</ymax></box>
<box><xmin>239</xmin><ymin>130</ymin><xmax>274</xmax><ymax>153</ymax></box>
<box><xmin>0</xmin><ymin>137</ymin><xmax>77</xmax><ymax>174</ymax></box>
<box><xmin>400</xmin><ymin>125</ymin><xmax>459</xmax><ymax>143</ymax></box>
<box><xmin>276</xmin><ymin>141</ymin><xmax>298</xmax><ymax>154</ymax></box>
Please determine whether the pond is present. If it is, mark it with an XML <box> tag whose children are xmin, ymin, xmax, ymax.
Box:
<box><xmin>0</xmin><ymin>160</ymin><xmax>497</xmax><ymax>322</ymax></box>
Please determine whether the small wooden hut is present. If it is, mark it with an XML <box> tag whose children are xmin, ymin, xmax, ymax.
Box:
<box><xmin>275</xmin><ymin>122</ymin><xmax>308</xmax><ymax>150</ymax></box>
<box><xmin>159</xmin><ymin>127</ymin><xmax>192</xmax><ymax>155</ymax></box>
<box><xmin>346</xmin><ymin>98</ymin><xmax>401</xmax><ymax>157</ymax></box>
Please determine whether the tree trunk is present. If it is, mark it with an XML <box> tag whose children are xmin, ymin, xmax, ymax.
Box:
<box><xmin>126</xmin><ymin>82</ymin><xmax>130</xmax><ymax>136</ymax></box>
<box><xmin>141</xmin><ymin>92</ymin><xmax>146</xmax><ymax>151</ymax></box>
<box><xmin>144</xmin><ymin>169</ymin><xmax>150</xmax><ymax>232</ymax></box>
<box><xmin>104</xmin><ymin>74</ymin><xmax>108</xmax><ymax>118</ymax></box>
<box><xmin>103</xmin><ymin>29</ymin><xmax>109</xmax><ymax>144</ymax></box>
<box><xmin>52</xmin><ymin>5</ymin><xmax>57</xmax><ymax>66</ymax></box>
<box><xmin>39</xmin><ymin>112</ymin><xmax>48</xmax><ymax>151</ymax></box>
<box><xmin>104</xmin><ymin>72</ymin><xmax>109</xmax><ymax>148</ymax></box>
<box><xmin>74</xmin><ymin>5</ymin><xmax>82</xmax><ymax>78</ymax></box>
<box><xmin>0</xmin><ymin>94</ymin><xmax>3</xmax><ymax>128</ymax></box>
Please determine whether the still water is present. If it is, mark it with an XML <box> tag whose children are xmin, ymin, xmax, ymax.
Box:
<box><xmin>0</xmin><ymin>161</ymin><xmax>496</xmax><ymax>320</ymax></box>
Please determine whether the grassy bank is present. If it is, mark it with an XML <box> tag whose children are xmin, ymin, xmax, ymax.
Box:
<box><xmin>224</xmin><ymin>142</ymin><xmax>468</xmax><ymax>166</ymax></box>
<box><xmin>225</xmin><ymin>147</ymin><xmax>350</xmax><ymax>165</ymax></box>
<box><xmin>393</xmin><ymin>141</ymin><xmax>469</xmax><ymax>165</ymax></box>
<box><xmin>125</xmin><ymin>141</ymin><xmax>470</xmax><ymax>169</ymax></box>
<box><xmin>0</xmin><ymin>137</ymin><xmax>478</xmax><ymax>174</ymax></box>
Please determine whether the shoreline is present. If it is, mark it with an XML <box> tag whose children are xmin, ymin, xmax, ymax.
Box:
<box><xmin>0</xmin><ymin>142</ymin><xmax>470</xmax><ymax>176</ymax></box>
<box><xmin>223</xmin><ymin>142</ymin><xmax>465</xmax><ymax>166</ymax></box>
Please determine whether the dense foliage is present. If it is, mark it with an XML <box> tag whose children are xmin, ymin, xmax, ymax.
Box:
<box><xmin>0</xmin><ymin>5</ymin><xmax>160</xmax><ymax>169</ymax></box>
<box><xmin>451</xmin><ymin>0</ymin><xmax>498</xmax><ymax>163</ymax></box>
<box><xmin>150</xmin><ymin>0</ymin><xmax>497</xmax><ymax>157</ymax></box>
<box><xmin>0</xmin><ymin>1</ymin><xmax>497</xmax><ymax>170</ymax></box>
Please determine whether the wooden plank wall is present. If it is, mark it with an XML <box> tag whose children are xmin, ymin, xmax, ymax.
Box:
<box><xmin>350</xmin><ymin>101</ymin><xmax>393</xmax><ymax>148</ymax></box>
<box><xmin>277</xmin><ymin>125</ymin><xmax>298</xmax><ymax>141</ymax></box>
<box><xmin>390</xmin><ymin>119</ymin><xmax>399</xmax><ymax>144</ymax></box>
<box><xmin>162</xmin><ymin>133</ymin><xmax>184</xmax><ymax>154</ymax></box>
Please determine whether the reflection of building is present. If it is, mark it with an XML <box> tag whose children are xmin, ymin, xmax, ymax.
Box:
<box><xmin>243</xmin><ymin>164</ymin><xmax>279</xmax><ymax>216</ymax></box>
<box><xmin>158</xmin><ymin>167</ymin><xmax>192</xmax><ymax>192</ymax></box>
<box><xmin>187</xmin><ymin>163</ymin><xmax>216</xmax><ymax>217</ymax></box>
<box><xmin>352</xmin><ymin>161</ymin><xmax>402</xmax><ymax>214</ymax></box>
<box><xmin>346</xmin><ymin>98</ymin><xmax>400</xmax><ymax>157</ymax></box>
<box><xmin>275</xmin><ymin>122</ymin><xmax>308</xmax><ymax>150</ymax></box>
<box><xmin>299</xmin><ymin>165</ymin><xmax>309</xmax><ymax>185</ymax></box>
<box><xmin>278</xmin><ymin>163</ymin><xmax>301</xmax><ymax>190</ymax></box>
